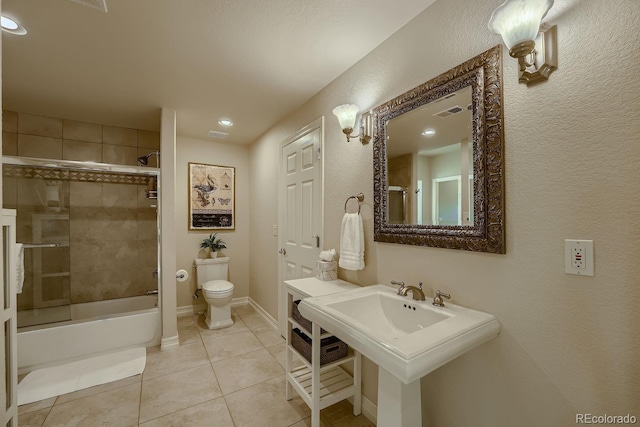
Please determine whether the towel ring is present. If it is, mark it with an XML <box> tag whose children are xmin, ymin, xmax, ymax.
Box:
<box><xmin>344</xmin><ymin>193</ymin><xmax>365</xmax><ymax>214</ymax></box>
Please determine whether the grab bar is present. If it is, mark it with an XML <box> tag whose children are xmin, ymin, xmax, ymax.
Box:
<box><xmin>21</xmin><ymin>243</ymin><xmax>61</xmax><ymax>249</ymax></box>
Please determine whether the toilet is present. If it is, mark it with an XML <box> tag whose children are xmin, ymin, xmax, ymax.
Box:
<box><xmin>194</xmin><ymin>257</ymin><xmax>234</xmax><ymax>330</ymax></box>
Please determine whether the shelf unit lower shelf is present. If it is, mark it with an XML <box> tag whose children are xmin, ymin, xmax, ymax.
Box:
<box><xmin>286</xmin><ymin>365</ymin><xmax>356</xmax><ymax>410</ymax></box>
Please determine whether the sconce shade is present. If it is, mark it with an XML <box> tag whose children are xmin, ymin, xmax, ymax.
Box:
<box><xmin>488</xmin><ymin>0</ymin><xmax>553</xmax><ymax>57</ymax></box>
<box><xmin>332</xmin><ymin>104</ymin><xmax>359</xmax><ymax>132</ymax></box>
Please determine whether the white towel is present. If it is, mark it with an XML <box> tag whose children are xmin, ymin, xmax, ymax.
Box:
<box><xmin>16</xmin><ymin>243</ymin><xmax>24</xmax><ymax>294</ymax></box>
<box><xmin>339</xmin><ymin>213</ymin><xmax>364</xmax><ymax>270</ymax></box>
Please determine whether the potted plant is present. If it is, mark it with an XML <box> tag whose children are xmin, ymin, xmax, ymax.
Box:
<box><xmin>200</xmin><ymin>233</ymin><xmax>227</xmax><ymax>258</ymax></box>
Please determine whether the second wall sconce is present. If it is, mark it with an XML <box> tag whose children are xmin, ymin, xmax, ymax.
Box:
<box><xmin>488</xmin><ymin>0</ymin><xmax>558</xmax><ymax>86</ymax></box>
<box><xmin>332</xmin><ymin>104</ymin><xmax>372</xmax><ymax>144</ymax></box>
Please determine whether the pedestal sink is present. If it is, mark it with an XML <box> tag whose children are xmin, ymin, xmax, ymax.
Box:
<box><xmin>298</xmin><ymin>284</ymin><xmax>500</xmax><ymax>427</ymax></box>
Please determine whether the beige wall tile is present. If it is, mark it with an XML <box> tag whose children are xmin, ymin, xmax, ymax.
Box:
<box><xmin>63</xmin><ymin>139</ymin><xmax>103</xmax><ymax>162</ymax></box>
<box><xmin>3</xmin><ymin>132</ymin><xmax>18</xmax><ymax>155</ymax></box>
<box><xmin>137</xmin><ymin>239</ymin><xmax>157</xmax><ymax>268</ymax></box>
<box><xmin>17</xmin><ymin>134</ymin><xmax>63</xmax><ymax>159</ymax></box>
<box><xmin>102</xmin><ymin>182</ymin><xmax>138</xmax><ymax>208</ymax></box>
<box><xmin>18</xmin><ymin>113</ymin><xmax>63</xmax><ymax>138</ymax></box>
<box><xmin>137</xmin><ymin>269</ymin><xmax>158</xmax><ymax>293</ymax></box>
<box><xmin>138</xmin><ymin>130</ymin><xmax>160</xmax><ymax>150</ymax></box>
<box><xmin>69</xmin><ymin>181</ymin><xmax>103</xmax><ymax>208</ymax></box>
<box><xmin>3</xmin><ymin>178</ymin><xmax>17</xmax><ymax>209</ymax></box>
<box><xmin>63</xmin><ymin>120</ymin><xmax>102</xmax><ymax>143</ymax></box>
<box><xmin>3</xmin><ymin>110</ymin><xmax>18</xmax><ymax>133</ymax></box>
<box><xmin>137</xmin><ymin>210</ymin><xmax>158</xmax><ymax>240</ymax></box>
<box><xmin>103</xmin><ymin>144</ymin><xmax>137</xmax><ymax>166</ymax></box>
<box><xmin>103</xmin><ymin>125</ymin><xmax>137</xmax><ymax>147</ymax></box>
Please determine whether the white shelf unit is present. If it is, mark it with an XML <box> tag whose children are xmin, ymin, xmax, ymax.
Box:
<box><xmin>31</xmin><ymin>213</ymin><xmax>70</xmax><ymax>309</ymax></box>
<box><xmin>284</xmin><ymin>278</ymin><xmax>362</xmax><ymax>427</ymax></box>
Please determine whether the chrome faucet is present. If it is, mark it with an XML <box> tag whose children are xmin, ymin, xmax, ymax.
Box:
<box><xmin>145</xmin><ymin>289</ymin><xmax>158</xmax><ymax>295</ymax></box>
<box><xmin>390</xmin><ymin>280</ymin><xmax>405</xmax><ymax>295</ymax></box>
<box><xmin>399</xmin><ymin>282</ymin><xmax>426</xmax><ymax>301</ymax></box>
<box><xmin>432</xmin><ymin>290</ymin><xmax>451</xmax><ymax>307</ymax></box>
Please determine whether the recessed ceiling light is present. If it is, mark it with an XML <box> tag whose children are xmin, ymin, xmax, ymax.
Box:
<box><xmin>1</xmin><ymin>16</ymin><xmax>27</xmax><ymax>35</ymax></box>
<box><xmin>422</xmin><ymin>128</ymin><xmax>436</xmax><ymax>136</ymax></box>
<box><xmin>218</xmin><ymin>119</ymin><xmax>233</xmax><ymax>127</ymax></box>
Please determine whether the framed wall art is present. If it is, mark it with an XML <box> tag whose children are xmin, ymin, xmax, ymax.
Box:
<box><xmin>189</xmin><ymin>162</ymin><xmax>235</xmax><ymax>230</ymax></box>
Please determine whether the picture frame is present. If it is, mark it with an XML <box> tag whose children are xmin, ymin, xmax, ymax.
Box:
<box><xmin>188</xmin><ymin>162</ymin><xmax>235</xmax><ymax>230</ymax></box>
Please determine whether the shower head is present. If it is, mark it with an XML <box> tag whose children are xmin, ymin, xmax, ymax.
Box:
<box><xmin>137</xmin><ymin>151</ymin><xmax>160</xmax><ymax>167</ymax></box>
<box><xmin>137</xmin><ymin>155</ymin><xmax>149</xmax><ymax>166</ymax></box>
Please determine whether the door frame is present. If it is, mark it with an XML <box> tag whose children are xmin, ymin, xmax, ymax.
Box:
<box><xmin>277</xmin><ymin>117</ymin><xmax>324</xmax><ymax>336</ymax></box>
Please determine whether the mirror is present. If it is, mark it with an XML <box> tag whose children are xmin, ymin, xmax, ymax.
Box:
<box><xmin>373</xmin><ymin>46</ymin><xmax>505</xmax><ymax>253</ymax></box>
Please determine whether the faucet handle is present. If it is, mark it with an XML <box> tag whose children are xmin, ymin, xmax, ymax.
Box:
<box><xmin>432</xmin><ymin>290</ymin><xmax>451</xmax><ymax>307</ymax></box>
<box><xmin>418</xmin><ymin>281</ymin><xmax>423</xmax><ymax>289</ymax></box>
<box><xmin>390</xmin><ymin>280</ymin><xmax>405</xmax><ymax>295</ymax></box>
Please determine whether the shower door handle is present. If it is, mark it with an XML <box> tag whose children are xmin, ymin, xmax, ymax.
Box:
<box><xmin>21</xmin><ymin>243</ymin><xmax>61</xmax><ymax>249</ymax></box>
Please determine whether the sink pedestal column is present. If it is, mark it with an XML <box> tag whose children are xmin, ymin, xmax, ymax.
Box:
<box><xmin>378</xmin><ymin>367</ymin><xmax>421</xmax><ymax>427</ymax></box>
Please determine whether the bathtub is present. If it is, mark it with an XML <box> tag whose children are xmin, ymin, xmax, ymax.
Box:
<box><xmin>17</xmin><ymin>295</ymin><xmax>161</xmax><ymax>373</ymax></box>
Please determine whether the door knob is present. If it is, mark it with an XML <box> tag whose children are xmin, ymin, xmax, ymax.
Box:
<box><xmin>279</xmin><ymin>248</ymin><xmax>287</xmax><ymax>255</ymax></box>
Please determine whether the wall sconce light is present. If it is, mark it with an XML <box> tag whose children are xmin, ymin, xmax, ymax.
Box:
<box><xmin>332</xmin><ymin>104</ymin><xmax>372</xmax><ymax>144</ymax></box>
<box><xmin>488</xmin><ymin>0</ymin><xmax>558</xmax><ymax>86</ymax></box>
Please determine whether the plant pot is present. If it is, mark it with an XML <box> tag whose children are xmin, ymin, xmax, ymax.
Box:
<box><xmin>209</xmin><ymin>250</ymin><xmax>218</xmax><ymax>259</ymax></box>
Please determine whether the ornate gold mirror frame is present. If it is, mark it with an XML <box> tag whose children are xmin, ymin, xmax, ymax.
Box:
<box><xmin>373</xmin><ymin>45</ymin><xmax>505</xmax><ymax>253</ymax></box>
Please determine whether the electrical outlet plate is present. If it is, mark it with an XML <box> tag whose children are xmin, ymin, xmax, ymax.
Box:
<box><xmin>565</xmin><ymin>239</ymin><xmax>594</xmax><ymax>276</ymax></box>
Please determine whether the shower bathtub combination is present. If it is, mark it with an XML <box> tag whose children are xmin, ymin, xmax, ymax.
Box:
<box><xmin>2</xmin><ymin>156</ymin><xmax>162</xmax><ymax>372</ymax></box>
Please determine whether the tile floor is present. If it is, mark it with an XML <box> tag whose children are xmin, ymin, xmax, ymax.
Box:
<box><xmin>17</xmin><ymin>304</ymin><xmax>375</xmax><ymax>427</ymax></box>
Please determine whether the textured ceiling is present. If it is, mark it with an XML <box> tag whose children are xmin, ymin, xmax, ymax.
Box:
<box><xmin>2</xmin><ymin>0</ymin><xmax>436</xmax><ymax>144</ymax></box>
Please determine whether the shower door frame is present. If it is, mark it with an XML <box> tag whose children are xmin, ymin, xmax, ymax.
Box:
<box><xmin>2</xmin><ymin>155</ymin><xmax>162</xmax><ymax>324</ymax></box>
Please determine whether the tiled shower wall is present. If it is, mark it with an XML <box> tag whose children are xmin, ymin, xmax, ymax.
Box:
<box><xmin>2</xmin><ymin>111</ymin><xmax>160</xmax><ymax>310</ymax></box>
<box><xmin>2</xmin><ymin>110</ymin><xmax>160</xmax><ymax>165</ymax></box>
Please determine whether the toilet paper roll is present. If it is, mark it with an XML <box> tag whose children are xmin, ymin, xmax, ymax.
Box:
<box><xmin>176</xmin><ymin>269</ymin><xmax>189</xmax><ymax>282</ymax></box>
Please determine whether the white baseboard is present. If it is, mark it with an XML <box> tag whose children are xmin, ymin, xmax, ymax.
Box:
<box><xmin>177</xmin><ymin>296</ymin><xmax>250</xmax><ymax>318</ymax></box>
<box><xmin>348</xmin><ymin>394</ymin><xmax>377</xmax><ymax>425</ymax></box>
<box><xmin>231</xmin><ymin>296</ymin><xmax>249</xmax><ymax>307</ymax></box>
<box><xmin>248</xmin><ymin>297</ymin><xmax>278</xmax><ymax>330</ymax></box>
<box><xmin>160</xmin><ymin>335</ymin><xmax>179</xmax><ymax>350</ymax></box>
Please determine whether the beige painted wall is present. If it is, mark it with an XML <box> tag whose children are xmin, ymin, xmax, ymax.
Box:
<box><xmin>175</xmin><ymin>135</ymin><xmax>250</xmax><ymax>309</ymax></box>
<box><xmin>249</xmin><ymin>0</ymin><xmax>640</xmax><ymax>425</ymax></box>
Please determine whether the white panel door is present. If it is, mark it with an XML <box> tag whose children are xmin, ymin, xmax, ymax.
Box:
<box><xmin>278</xmin><ymin>118</ymin><xmax>323</xmax><ymax>335</ymax></box>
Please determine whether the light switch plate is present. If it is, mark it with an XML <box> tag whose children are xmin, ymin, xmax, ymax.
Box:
<box><xmin>272</xmin><ymin>224</ymin><xmax>278</xmax><ymax>236</ymax></box>
<box><xmin>565</xmin><ymin>239</ymin><xmax>594</xmax><ymax>276</ymax></box>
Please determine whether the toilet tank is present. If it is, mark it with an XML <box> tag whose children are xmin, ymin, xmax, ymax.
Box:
<box><xmin>194</xmin><ymin>257</ymin><xmax>229</xmax><ymax>289</ymax></box>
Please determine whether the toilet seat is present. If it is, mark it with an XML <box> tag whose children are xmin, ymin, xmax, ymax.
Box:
<box><xmin>203</xmin><ymin>280</ymin><xmax>234</xmax><ymax>297</ymax></box>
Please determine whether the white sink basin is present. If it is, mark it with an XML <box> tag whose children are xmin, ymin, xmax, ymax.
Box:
<box><xmin>299</xmin><ymin>284</ymin><xmax>500</xmax><ymax>384</ymax></box>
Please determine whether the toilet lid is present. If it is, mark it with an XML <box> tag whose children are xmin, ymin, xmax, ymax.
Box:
<box><xmin>203</xmin><ymin>280</ymin><xmax>234</xmax><ymax>293</ymax></box>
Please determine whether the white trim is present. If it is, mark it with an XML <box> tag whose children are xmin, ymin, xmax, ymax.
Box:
<box><xmin>160</xmin><ymin>108</ymin><xmax>178</xmax><ymax>345</ymax></box>
<box><xmin>160</xmin><ymin>335</ymin><xmax>179</xmax><ymax>350</ymax></box>
<box><xmin>249</xmin><ymin>297</ymin><xmax>278</xmax><ymax>330</ymax></box>
<box><xmin>176</xmin><ymin>303</ymin><xmax>206</xmax><ymax>317</ymax></box>
<box><xmin>231</xmin><ymin>296</ymin><xmax>249</xmax><ymax>307</ymax></box>
<box><xmin>277</xmin><ymin>117</ymin><xmax>324</xmax><ymax>336</ymax></box>
<box><xmin>176</xmin><ymin>296</ymin><xmax>250</xmax><ymax>318</ymax></box>
<box><xmin>348</xmin><ymin>394</ymin><xmax>377</xmax><ymax>425</ymax></box>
